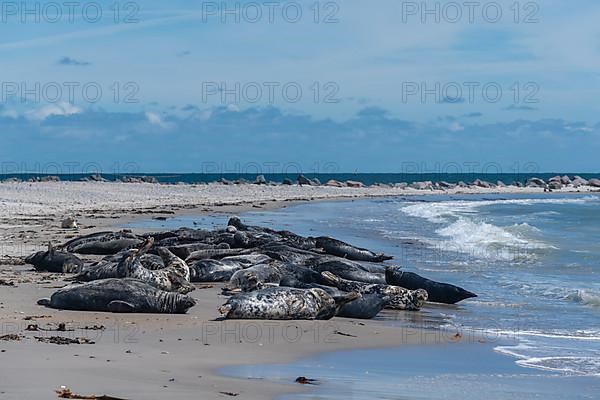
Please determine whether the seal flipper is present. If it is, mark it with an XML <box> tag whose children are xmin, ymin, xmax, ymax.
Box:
<box><xmin>332</xmin><ymin>291</ymin><xmax>361</xmax><ymax>307</ymax></box>
<box><xmin>108</xmin><ymin>300</ymin><xmax>136</xmax><ymax>313</ymax></box>
<box><xmin>320</xmin><ymin>271</ymin><xmax>342</xmax><ymax>287</ymax></box>
<box><xmin>218</xmin><ymin>303</ymin><xmax>233</xmax><ymax>317</ymax></box>
<box><xmin>37</xmin><ymin>298</ymin><xmax>51</xmax><ymax>307</ymax></box>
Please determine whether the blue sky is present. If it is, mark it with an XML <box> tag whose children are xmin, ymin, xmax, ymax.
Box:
<box><xmin>1</xmin><ymin>0</ymin><xmax>599</xmax><ymax>173</ymax></box>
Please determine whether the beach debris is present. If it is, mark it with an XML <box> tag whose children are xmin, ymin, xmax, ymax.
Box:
<box><xmin>295</xmin><ymin>376</ymin><xmax>319</xmax><ymax>385</ymax></box>
<box><xmin>23</xmin><ymin>315</ymin><xmax>52</xmax><ymax>320</ymax></box>
<box><xmin>218</xmin><ymin>391</ymin><xmax>239</xmax><ymax>397</ymax></box>
<box><xmin>55</xmin><ymin>386</ymin><xmax>127</xmax><ymax>399</ymax></box>
<box><xmin>35</xmin><ymin>336</ymin><xmax>95</xmax><ymax>345</ymax></box>
<box><xmin>0</xmin><ymin>279</ymin><xmax>15</xmax><ymax>286</ymax></box>
<box><xmin>333</xmin><ymin>330</ymin><xmax>357</xmax><ymax>338</ymax></box>
<box><xmin>0</xmin><ymin>334</ymin><xmax>23</xmax><ymax>341</ymax></box>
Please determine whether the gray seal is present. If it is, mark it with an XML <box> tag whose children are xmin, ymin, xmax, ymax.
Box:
<box><xmin>37</xmin><ymin>278</ymin><xmax>196</xmax><ymax>314</ymax></box>
<box><xmin>61</xmin><ymin>231</ymin><xmax>144</xmax><ymax>255</ymax></box>
<box><xmin>117</xmin><ymin>239</ymin><xmax>194</xmax><ymax>294</ymax></box>
<box><xmin>25</xmin><ymin>243</ymin><xmax>83</xmax><ymax>273</ymax></box>
<box><xmin>189</xmin><ymin>254</ymin><xmax>272</xmax><ymax>282</ymax></box>
<box><xmin>312</xmin><ymin>259</ymin><xmax>385</xmax><ymax>284</ymax></box>
<box><xmin>315</xmin><ymin>237</ymin><xmax>392</xmax><ymax>262</ymax></box>
<box><xmin>227</xmin><ymin>261</ymin><xmax>283</xmax><ymax>292</ymax></box>
<box><xmin>72</xmin><ymin>252</ymin><xmax>164</xmax><ymax>282</ymax></box>
<box><xmin>385</xmin><ymin>266</ymin><xmax>476</xmax><ymax>304</ymax></box>
<box><xmin>320</xmin><ymin>271</ymin><xmax>427</xmax><ymax>311</ymax></box>
<box><xmin>337</xmin><ymin>294</ymin><xmax>389</xmax><ymax>319</ymax></box>
<box><xmin>218</xmin><ymin>286</ymin><xmax>359</xmax><ymax>320</ymax></box>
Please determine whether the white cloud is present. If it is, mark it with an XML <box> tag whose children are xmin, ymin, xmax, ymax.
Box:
<box><xmin>449</xmin><ymin>122</ymin><xmax>465</xmax><ymax>132</ymax></box>
<box><xmin>25</xmin><ymin>102</ymin><xmax>82</xmax><ymax>121</ymax></box>
<box><xmin>145</xmin><ymin>111</ymin><xmax>172</xmax><ymax>128</ymax></box>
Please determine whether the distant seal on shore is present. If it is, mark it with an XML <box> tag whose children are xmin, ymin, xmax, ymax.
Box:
<box><xmin>25</xmin><ymin>243</ymin><xmax>83</xmax><ymax>273</ymax></box>
<box><xmin>315</xmin><ymin>237</ymin><xmax>392</xmax><ymax>262</ymax></box>
<box><xmin>321</xmin><ymin>271</ymin><xmax>427</xmax><ymax>311</ymax></box>
<box><xmin>218</xmin><ymin>287</ymin><xmax>359</xmax><ymax>320</ymax></box>
<box><xmin>37</xmin><ymin>278</ymin><xmax>196</xmax><ymax>314</ymax></box>
<box><xmin>385</xmin><ymin>267</ymin><xmax>476</xmax><ymax>304</ymax></box>
<box><xmin>61</xmin><ymin>216</ymin><xmax>78</xmax><ymax>229</ymax></box>
<box><xmin>117</xmin><ymin>239</ymin><xmax>194</xmax><ymax>294</ymax></box>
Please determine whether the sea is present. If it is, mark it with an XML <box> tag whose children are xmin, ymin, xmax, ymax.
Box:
<box><xmin>128</xmin><ymin>190</ymin><xmax>600</xmax><ymax>398</ymax></box>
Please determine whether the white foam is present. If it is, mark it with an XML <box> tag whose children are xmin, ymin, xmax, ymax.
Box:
<box><xmin>516</xmin><ymin>356</ymin><xmax>600</xmax><ymax>376</ymax></box>
<box><xmin>490</xmin><ymin>328</ymin><xmax>600</xmax><ymax>342</ymax></box>
<box><xmin>398</xmin><ymin>197</ymin><xmax>589</xmax><ymax>261</ymax></box>
<box><xmin>401</xmin><ymin>196</ymin><xmax>599</xmax><ymax>224</ymax></box>
<box><xmin>567</xmin><ymin>289</ymin><xmax>600</xmax><ymax>307</ymax></box>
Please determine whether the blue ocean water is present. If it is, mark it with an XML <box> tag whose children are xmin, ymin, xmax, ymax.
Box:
<box><xmin>130</xmin><ymin>192</ymin><xmax>600</xmax><ymax>396</ymax></box>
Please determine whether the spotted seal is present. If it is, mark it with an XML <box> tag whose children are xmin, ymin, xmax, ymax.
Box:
<box><xmin>72</xmin><ymin>251</ymin><xmax>164</xmax><ymax>282</ymax></box>
<box><xmin>320</xmin><ymin>271</ymin><xmax>427</xmax><ymax>311</ymax></box>
<box><xmin>117</xmin><ymin>239</ymin><xmax>194</xmax><ymax>294</ymax></box>
<box><xmin>385</xmin><ymin>266</ymin><xmax>476</xmax><ymax>304</ymax></box>
<box><xmin>218</xmin><ymin>286</ymin><xmax>359</xmax><ymax>320</ymax></box>
<box><xmin>227</xmin><ymin>261</ymin><xmax>283</xmax><ymax>292</ymax></box>
<box><xmin>37</xmin><ymin>278</ymin><xmax>196</xmax><ymax>314</ymax></box>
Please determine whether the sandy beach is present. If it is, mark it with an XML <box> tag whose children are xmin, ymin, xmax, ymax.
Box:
<box><xmin>0</xmin><ymin>181</ymin><xmax>598</xmax><ymax>399</ymax></box>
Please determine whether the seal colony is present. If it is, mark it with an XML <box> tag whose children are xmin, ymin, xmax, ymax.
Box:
<box><xmin>30</xmin><ymin>217</ymin><xmax>477</xmax><ymax>318</ymax></box>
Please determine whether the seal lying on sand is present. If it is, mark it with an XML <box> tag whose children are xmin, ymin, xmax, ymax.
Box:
<box><xmin>72</xmin><ymin>251</ymin><xmax>164</xmax><ymax>282</ymax></box>
<box><xmin>167</xmin><ymin>242</ymin><xmax>230</xmax><ymax>259</ymax></box>
<box><xmin>185</xmin><ymin>248</ymin><xmax>252</xmax><ymax>263</ymax></box>
<box><xmin>218</xmin><ymin>287</ymin><xmax>359</xmax><ymax>320</ymax></box>
<box><xmin>312</xmin><ymin>259</ymin><xmax>385</xmax><ymax>284</ymax></box>
<box><xmin>189</xmin><ymin>254</ymin><xmax>273</xmax><ymax>282</ymax></box>
<box><xmin>190</xmin><ymin>259</ymin><xmax>244</xmax><ymax>282</ymax></box>
<box><xmin>62</xmin><ymin>231</ymin><xmax>144</xmax><ymax>255</ymax></box>
<box><xmin>117</xmin><ymin>240</ymin><xmax>194</xmax><ymax>294</ymax></box>
<box><xmin>37</xmin><ymin>278</ymin><xmax>196</xmax><ymax>314</ymax></box>
<box><xmin>385</xmin><ymin>267</ymin><xmax>476</xmax><ymax>304</ymax></box>
<box><xmin>227</xmin><ymin>261</ymin><xmax>283</xmax><ymax>292</ymax></box>
<box><xmin>321</xmin><ymin>271</ymin><xmax>427</xmax><ymax>311</ymax></box>
<box><xmin>315</xmin><ymin>237</ymin><xmax>392</xmax><ymax>262</ymax></box>
<box><xmin>337</xmin><ymin>294</ymin><xmax>389</xmax><ymax>319</ymax></box>
<box><xmin>25</xmin><ymin>243</ymin><xmax>83</xmax><ymax>273</ymax></box>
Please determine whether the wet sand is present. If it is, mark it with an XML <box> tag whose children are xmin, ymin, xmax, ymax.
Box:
<box><xmin>0</xmin><ymin>181</ymin><xmax>596</xmax><ymax>399</ymax></box>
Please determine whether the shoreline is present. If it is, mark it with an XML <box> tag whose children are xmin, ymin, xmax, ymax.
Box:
<box><xmin>1</xmin><ymin>182</ymin><xmax>598</xmax><ymax>399</ymax></box>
